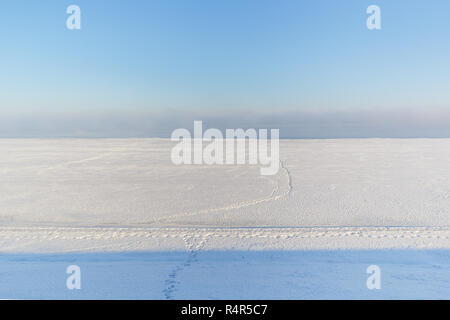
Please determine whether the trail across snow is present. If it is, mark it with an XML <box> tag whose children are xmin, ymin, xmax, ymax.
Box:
<box><xmin>0</xmin><ymin>226</ymin><xmax>449</xmax><ymax>253</ymax></box>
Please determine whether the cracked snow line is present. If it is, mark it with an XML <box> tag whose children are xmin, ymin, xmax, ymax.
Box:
<box><xmin>146</xmin><ymin>160</ymin><xmax>293</xmax><ymax>225</ymax></box>
<box><xmin>36</xmin><ymin>154</ymin><xmax>113</xmax><ymax>175</ymax></box>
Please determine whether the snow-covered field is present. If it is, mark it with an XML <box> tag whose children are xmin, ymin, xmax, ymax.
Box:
<box><xmin>0</xmin><ymin>139</ymin><xmax>448</xmax><ymax>299</ymax></box>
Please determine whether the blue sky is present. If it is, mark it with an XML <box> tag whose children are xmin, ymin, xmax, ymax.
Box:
<box><xmin>0</xmin><ymin>0</ymin><xmax>449</xmax><ymax>137</ymax></box>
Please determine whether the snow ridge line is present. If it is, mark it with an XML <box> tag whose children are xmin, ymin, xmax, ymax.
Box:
<box><xmin>1</xmin><ymin>227</ymin><xmax>449</xmax><ymax>253</ymax></box>
<box><xmin>1</xmin><ymin>226</ymin><xmax>449</xmax><ymax>240</ymax></box>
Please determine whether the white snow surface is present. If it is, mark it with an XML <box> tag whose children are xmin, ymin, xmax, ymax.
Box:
<box><xmin>0</xmin><ymin>139</ymin><xmax>448</xmax><ymax>299</ymax></box>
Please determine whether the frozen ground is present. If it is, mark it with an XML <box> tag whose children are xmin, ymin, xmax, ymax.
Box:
<box><xmin>0</xmin><ymin>139</ymin><xmax>448</xmax><ymax>299</ymax></box>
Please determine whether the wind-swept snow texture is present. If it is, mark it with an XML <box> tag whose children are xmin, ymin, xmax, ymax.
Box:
<box><xmin>0</xmin><ymin>139</ymin><xmax>448</xmax><ymax>299</ymax></box>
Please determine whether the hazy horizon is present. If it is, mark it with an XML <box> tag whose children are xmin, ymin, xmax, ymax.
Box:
<box><xmin>1</xmin><ymin>0</ymin><xmax>449</xmax><ymax>138</ymax></box>
<box><xmin>1</xmin><ymin>107</ymin><xmax>449</xmax><ymax>138</ymax></box>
